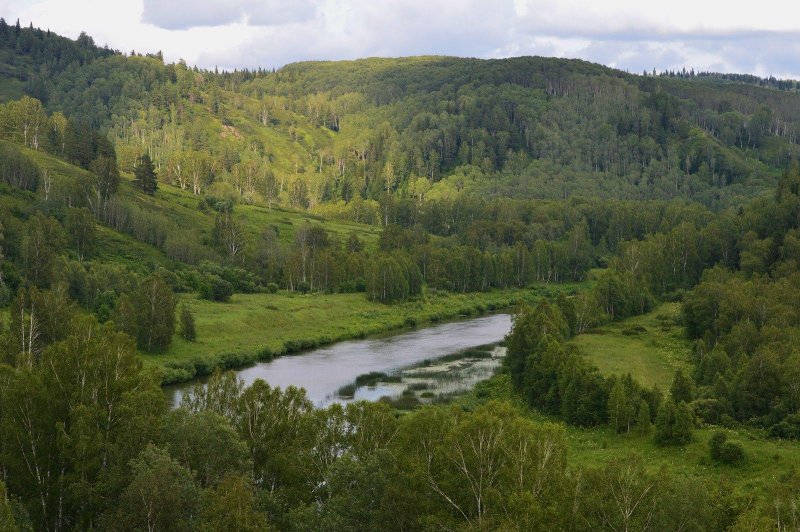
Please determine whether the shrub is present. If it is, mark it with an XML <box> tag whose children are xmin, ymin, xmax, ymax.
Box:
<box><xmin>266</xmin><ymin>282</ymin><xmax>279</xmax><ymax>294</ymax></box>
<box><xmin>709</xmin><ymin>431</ymin><xmax>746</xmax><ymax>466</ymax></box>
<box><xmin>720</xmin><ymin>442</ymin><xmax>745</xmax><ymax>466</ymax></box>
<box><xmin>179</xmin><ymin>306</ymin><xmax>196</xmax><ymax>342</ymax></box>
<box><xmin>199</xmin><ymin>274</ymin><xmax>233</xmax><ymax>302</ymax></box>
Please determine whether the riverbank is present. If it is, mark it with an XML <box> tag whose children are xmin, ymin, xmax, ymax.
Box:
<box><xmin>147</xmin><ymin>284</ymin><xmax>578</xmax><ymax>385</ymax></box>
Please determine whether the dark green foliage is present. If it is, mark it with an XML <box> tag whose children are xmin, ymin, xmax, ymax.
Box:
<box><xmin>199</xmin><ymin>274</ymin><xmax>234</xmax><ymax>302</ymax></box>
<box><xmin>655</xmin><ymin>399</ymin><xmax>693</xmax><ymax>446</ymax></box>
<box><xmin>130</xmin><ymin>274</ymin><xmax>177</xmax><ymax>352</ymax></box>
<box><xmin>504</xmin><ymin>301</ymin><xmax>612</xmax><ymax>426</ymax></box>
<box><xmin>133</xmin><ymin>153</ymin><xmax>158</xmax><ymax>194</ymax></box>
<box><xmin>709</xmin><ymin>431</ymin><xmax>745</xmax><ymax>466</ymax></box>
<box><xmin>111</xmin><ymin>444</ymin><xmax>200</xmax><ymax>532</ymax></box>
<box><xmin>180</xmin><ymin>306</ymin><xmax>197</xmax><ymax>341</ymax></box>
<box><xmin>670</xmin><ymin>368</ymin><xmax>694</xmax><ymax>404</ymax></box>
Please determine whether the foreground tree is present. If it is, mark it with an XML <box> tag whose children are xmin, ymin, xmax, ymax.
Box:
<box><xmin>0</xmin><ymin>317</ymin><xmax>163</xmax><ymax>530</ymax></box>
<box><xmin>109</xmin><ymin>444</ymin><xmax>199</xmax><ymax>532</ymax></box>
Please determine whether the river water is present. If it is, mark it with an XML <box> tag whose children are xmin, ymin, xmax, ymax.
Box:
<box><xmin>166</xmin><ymin>313</ymin><xmax>512</xmax><ymax>407</ymax></box>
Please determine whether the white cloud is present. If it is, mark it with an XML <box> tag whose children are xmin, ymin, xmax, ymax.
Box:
<box><xmin>141</xmin><ymin>0</ymin><xmax>316</xmax><ymax>29</ymax></box>
<box><xmin>5</xmin><ymin>0</ymin><xmax>800</xmax><ymax>77</ymax></box>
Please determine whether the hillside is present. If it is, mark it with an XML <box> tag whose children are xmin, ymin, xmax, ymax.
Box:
<box><xmin>0</xmin><ymin>21</ymin><xmax>799</xmax><ymax>218</ymax></box>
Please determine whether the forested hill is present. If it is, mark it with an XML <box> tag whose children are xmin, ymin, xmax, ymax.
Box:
<box><xmin>2</xmin><ymin>20</ymin><xmax>800</xmax><ymax>213</ymax></box>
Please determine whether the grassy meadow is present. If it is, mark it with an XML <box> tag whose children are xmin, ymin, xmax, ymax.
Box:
<box><xmin>469</xmin><ymin>373</ymin><xmax>797</xmax><ymax>500</ymax></box>
<box><xmin>572</xmin><ymin>302</ymin><xmax>691</xmax><ymax>388</ymax></box>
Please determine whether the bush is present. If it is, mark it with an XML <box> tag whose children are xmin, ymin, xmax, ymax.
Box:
<box><xmin>720</xmin><ymin>442</ymin><xmax>746</xmax><ymax>466</ymax></box>
<box><xmin>709</xmin><ymin>431</ymin><xmax>745</xmax><ymax>466</ymax></box>
<box><xmin>199</xmin><ymin>274</ymin><xmax>233</xmax><ymax>302</ymax></box>
<box><xmin>768</xmin><ymin>414</ymin><xmax>800</xmax><ymax>439</ymax></box>
<box><xmin>296</xmin><ymin>281</ymin><xmax>310</xmax><ymax>294</ymax></box>
<box><xmin>266</xmin><ymin>282</ymin><xmax>279</xmax><ymax>294</ymax></box>
<box><xmin>179</xmin><ymin>306</ymin><xmax>196</xmax><ymax>342</ymax></box>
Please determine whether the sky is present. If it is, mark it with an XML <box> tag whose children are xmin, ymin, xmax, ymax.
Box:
<box><xmin>1</xmin><ymin>0</ymin><xmax>800</xmax><ymax>78</ymax></box>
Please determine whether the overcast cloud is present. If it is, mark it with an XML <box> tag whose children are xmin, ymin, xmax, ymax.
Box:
<box><xmin>1</xmin><ymin>0</ymin><xmax>799</xmax><ymax>78</ymax></box>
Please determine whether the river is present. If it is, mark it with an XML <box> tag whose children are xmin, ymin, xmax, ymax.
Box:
<box><xmin>166</xmin><ymin>313</ymin><xmax>512</xmax><ymax>407</ymax></box>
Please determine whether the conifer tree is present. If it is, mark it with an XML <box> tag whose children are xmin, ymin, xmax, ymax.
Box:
<box><xmin>133</xmin><ymin>153</ymin><xmax>158</xmax><ymax>195</ymax></box>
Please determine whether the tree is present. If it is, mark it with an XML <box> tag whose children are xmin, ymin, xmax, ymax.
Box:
<box><xmin>131</xmin><ymin>274</ymin><xmax>177</xmax><ymax>352</ymax></box>
<box><xmin>64</xmin><ymin>207</ymin><xmax>96</xmax><ymax>261</ymax></box>
<box><xmin>608</xmin><ymin>378</ymin><xmax>632</xmax><ymax>433</ymax></box>
<box><xmin>673</xmin><ymin>401</ymin><xmax>694</xmax><ymax>445</ymax></box>
<box><xmin>577</xmin><ymin>456</ymin><xmax>660</xmax><ymax>531</ymax></box>
<box><xmin>161</xmin><ymin>409</ymin><xmax>250</xmax><ymax>488</ymax></box>
<box><xmin>670</xmin><ymin>369</ymin><xmax>694</xmax><ymax>404</ymax></box>
<box><xmin>213</xmin><ymin>212</ymin><xmax>247</xmax><ymax>259</ymax></box>
<box><xmin>366</xmin><ymin>255</ymin><xmax>409</xmax><ymax>303</ymax></box>
<box><xmin>22</xmin><ymin>214</ymin><xmax>64</xmax><ymax>288</ymax></box>
<box><xmin>3</xmin><ymin>95</ymin><xmax>48</xmax><ymax>149</ymax></box>
<box><xmin>347</xmin><ymin>232</ymin><xmax>364</xmax><ymax>253</ymax></box>
<box><xmin>180</xmin><ymin>306</ymin><xmax>197</xmax><ymax>341</ymax></box>
<box><xmin>86</xmin><ymin>156</ymin><xmax>120</xmax><ymax>215</ymax></box>
<box><xmin>199</xmin><ymin>475</ymin><xmax>270</xmax><ymax>532</ymax></box>
<box><xmin>1</xmin><ymin>316</ymin><xmax>163</xmax><ymax>530</ymax></box>
<box><xmin>655</xmin><ymin>399</ymin><xmax>693</xmax><ymax>446</ymax></box>
<box><xmin>504</xmin><ymin>300</ymin><xmax>569</xmax><ymax>390</ymax></box>
<box><xmin>111</xmin><ymin>445</ymin><xmax>199</xmax><ymax>532</ymax></box>
<box><xmin>133</xmin><ymin>153</ymin><xmax>158</xmax><ymax>194</ymax></box>
<box><xmin>654</xmin><ymin>399</ymin><xmax>676</xmax><ymax>446</ymax></box>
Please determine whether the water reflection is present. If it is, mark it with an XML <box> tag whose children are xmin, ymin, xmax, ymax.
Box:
<box><xmin>166</xmin><ymin>313</ymin><xmax>511</xmax><ymax>407</ymax></box>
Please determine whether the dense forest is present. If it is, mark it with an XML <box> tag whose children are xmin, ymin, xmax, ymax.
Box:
<box><xmin>1</xmin><ymin>21</ymin><xmax>800</xmax><ymax>531</ymax></box>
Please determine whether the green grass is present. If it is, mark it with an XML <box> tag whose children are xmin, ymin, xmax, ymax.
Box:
<box><xmin>14</xmin><ymin>143</ymin><xmax>379</xmax><ymax>254</ymax></box>
<box><xmin>468</xmin><ymin>376</ymin><xmax>799</xmax><ymax>498</ymax></box>
<box><xmin>572</xmin><ymin>303</ymin><xmax>690</xmax><ymax>388</ymax></box>
<box><xmin>145</xmin><ymin>284</ymin><xmax>579</xmax><ymax>384</ymax></box>
<box><xmin>565</xmin><ymin>423</ymin><xmax>798</xmax><ymax>497</ymax></box>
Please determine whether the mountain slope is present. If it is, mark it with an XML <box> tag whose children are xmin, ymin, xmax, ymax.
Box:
<box><xmin>1</xmin><ymin>22</ymin><xmax>799</xmax><ymax>215</ymax></box>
